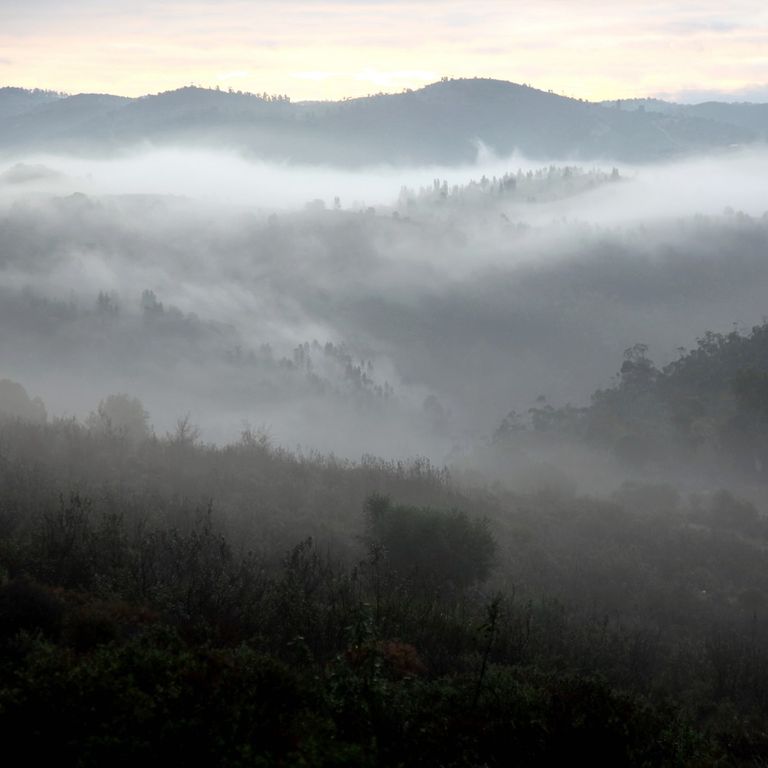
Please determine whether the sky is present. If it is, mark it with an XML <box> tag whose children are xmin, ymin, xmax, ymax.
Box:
<box><xmin>1</xmin><ymin>1</ymin><xmax>767</xmax><ymax>102</ymax></box>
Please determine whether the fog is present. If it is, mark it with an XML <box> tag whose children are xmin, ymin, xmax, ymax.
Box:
<box><xmin>5</xmin><ymin>145</ymin><xmax>768</xmax><ymax>218</ymax></box>
<box><xmin>3</xmin><ymin>145</ymin><xmax>768</xmax><ymax>486</ymax></box>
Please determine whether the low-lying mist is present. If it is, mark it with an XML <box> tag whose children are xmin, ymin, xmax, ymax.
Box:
<box><xmin>4</xmin><ymin>144</ymin><xmax>767</xmax><ymax>218</ymax></box>
<box><xmin>2</xmin><ymin>145</ymin><xmax>768</xmax><ymax>492</ymax></box>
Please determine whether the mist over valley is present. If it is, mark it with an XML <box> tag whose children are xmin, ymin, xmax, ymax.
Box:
<box><xmin>2</xmin><ymin>117</ymin><xmax>768</xmax><ymax>479</ymax></box>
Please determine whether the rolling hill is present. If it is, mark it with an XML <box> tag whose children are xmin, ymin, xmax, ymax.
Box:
<box><xmin>0</xmin><ymin>78</ymin><xmax>763</xmax><ymax>164</ymax></box>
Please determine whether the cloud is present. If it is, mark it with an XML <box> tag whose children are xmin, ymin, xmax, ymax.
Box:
<box><xmin>217</xmin><ymin>70</ymin><xmax>251</xmax><ymax>81</ymax></box>
<box><xmin>354</xmin><ymin>69</ymin><xmax>436</xmax><ymax>86</ymax></box>
<box><xmin>658</xmin><ymin>18</ymin><xmax>745</xmax><ymax>35</ymax></box>
<box><xmin>292</xmin><ymin>71</ymin><xmax>338</xmax><ymax>81</ymax></box>
<box><xmin>1</xmin><ymin>1</ymin><xmax>767</xmax><ymax>102</ymax></box>
<box><xmin>658</xmin><ymin>84</ymin><xmax>768</xmax><ymax>103</ymax></box>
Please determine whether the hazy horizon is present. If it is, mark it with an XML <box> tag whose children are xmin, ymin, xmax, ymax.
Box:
<box><xmin>3</xmin><ymin>75</ymin><xmax>768</xmax><ymax>106</ymax></box>
<box><xmin>3</xmin><ymin>1</ymin><xmax>768</xmax><ymax>102</ymax></box>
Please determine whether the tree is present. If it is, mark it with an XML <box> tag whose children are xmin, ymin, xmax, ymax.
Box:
<box><xmin>96</xmin><ymin>291</ymin><xmax>119</xmax><ymax>316</ymax></box>
<box><xmin>167</xmin><ymin>413</ymin><xmax>201</xmax><ymax>447</ymax></box>
<box><xmin>364</xmin><ymin>494</ymin><xmax>496</xmax><ymax>591</ymax></box>
<box><xmin>141</xmin><ymin>289</ymin><xmax>163</xmax><ymax>318</ymax></box>
<box><xmin>87</xmin><ymin>394</ymin><xmax>150</xmax><ymax>443</ymax></box>
<box><xmin>0</xmin><ymin>379</ymin><xmax>46</xmax><ymax>423</ymax></box>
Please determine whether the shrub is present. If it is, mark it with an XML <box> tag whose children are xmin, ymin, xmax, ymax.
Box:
<box><xmin>0</xmin><ymin>579</ymin><xmax>63</xmax><ymax>640</ymax></box>
<box><xmin>364</xmin><ymin>494</ymin><xmax>496</xmax><ymax>591</ymax></box>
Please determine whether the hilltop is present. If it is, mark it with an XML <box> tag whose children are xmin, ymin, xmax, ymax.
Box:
<box><xmin>0</xmin><ymin>78</ymin><xmax>763</xmax><ymax>164</ymax></box>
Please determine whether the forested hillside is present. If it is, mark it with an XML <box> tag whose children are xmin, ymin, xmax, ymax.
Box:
<box><xmin>0</xmin><ymin>79</ymin><xmax>761</xmax><ymax>164</ymax></box>
<box><xmin>498</xmin><ymin>322</ymin><xmax>768</xmax><ymax>483</ymax></box>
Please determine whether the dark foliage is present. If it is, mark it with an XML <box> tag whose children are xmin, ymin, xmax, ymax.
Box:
<box><xmin>0</xmin><ymin>417</ymin><xmax>766</xmax><ymax>764</ymax></box>
<box><xmin>364</xmin><ymin>493</ymin><xmax>496</xmax><ymax>591</ymax></box>
<box><xmin>516</xmin><ymin>320</ymin><xmax>768</xmax><ymax>480</ymax></box>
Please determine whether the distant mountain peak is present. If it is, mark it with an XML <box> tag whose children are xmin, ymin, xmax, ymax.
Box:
<box><xmin>0</xmin><ymin>77</ymin><xmax>764</xmax><ymax>164</ymax></box>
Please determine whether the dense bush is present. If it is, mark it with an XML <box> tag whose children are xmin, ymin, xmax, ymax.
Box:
<box><xmin>364</xmin><ymin>493</ymin><xmax>496</xmax><ymax>591</ymax></box>
<box><xmin>0</xmin><ymin>579</ymin><xmax>63</xmax><ymax>640</ymax></box>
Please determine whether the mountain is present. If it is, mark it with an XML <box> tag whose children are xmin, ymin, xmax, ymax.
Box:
<box><xmin>0</xmin><ymin>86</ymin><xmax>62</xmax><ymax>121</ymax></box>
<box><xmin>0</xmin><ymin>78</ymin><xmax>763</xmax><ymax>164</ymax></box>
<box><xmin>603</xmin><ymin>97</ymin><xmax>768</xmax><ymax>139</ymax></box>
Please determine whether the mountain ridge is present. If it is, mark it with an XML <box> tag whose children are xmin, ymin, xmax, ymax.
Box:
<box><xmin>1</xmin><ymin>78</ymin><xmax>765</xmax><ymax>164</ymax></box>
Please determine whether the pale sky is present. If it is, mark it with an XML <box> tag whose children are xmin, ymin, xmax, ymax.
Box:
<box><xmin>1</xmin><ymin>1</ymin><xmax>767</xmax><ymax>102</ymax></box>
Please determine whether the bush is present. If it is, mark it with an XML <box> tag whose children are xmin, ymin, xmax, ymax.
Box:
<box><xmin>0</xmin><ymin>579</ymin><xmax>63</xmax><ymax>640</ymax></box>
<box><xmin>364</xmin><ymin>494</ymin><xmax>496</xmax><ymax>591</ymax></box>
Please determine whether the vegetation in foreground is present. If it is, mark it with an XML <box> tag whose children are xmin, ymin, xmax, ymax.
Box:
<box><xmin>1</xmin><ymin>400</ymin><xmax>768</xmax><ymax>764</ymax></box>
